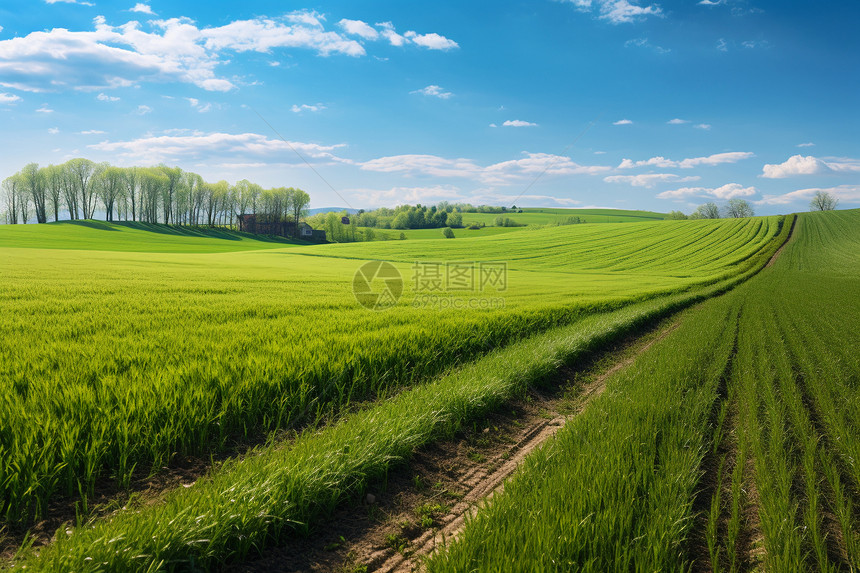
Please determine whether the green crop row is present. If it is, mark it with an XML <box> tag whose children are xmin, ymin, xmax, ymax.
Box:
<box><xmin>0</xmin><ymin>217</ymin><xmax>782</xmax><ymax>529</ymax></box>
<box><xmin>427</xmin><ymin>210</ymin><xmax>860</xmax><ymax>572</ymax></box>
<box><xmin>7</xmin><ymin>214</ymin><xmax>791</xmax><ymax>571</ymax></box>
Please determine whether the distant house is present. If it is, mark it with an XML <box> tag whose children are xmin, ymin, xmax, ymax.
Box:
<box><xmin>237</xmin><ymin>214</ymin><xmax>326</xmax><ymax>242</ymax></box>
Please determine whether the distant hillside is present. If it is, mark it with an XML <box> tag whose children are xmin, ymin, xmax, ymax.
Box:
<box><xmin>308</xmin><ymin>207</ymin><xmax>359</xmax><ymax>215</ymax></box>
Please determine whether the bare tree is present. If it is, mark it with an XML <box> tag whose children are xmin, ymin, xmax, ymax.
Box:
<box><xmin>2</xmin><ymin>175</ymin><xmax>23</xmax><ymax>224</ymax></box>
<box><xmin>66</xmin><ymin>158</ymin><xmax>97</xmax><ymax>219</ymax></box>
<box><xmin>810</xmin><ymin>190</ymin><xmax>838</xmax><ymax>211</ymax></box>
<box><xmin>722</xmin><ymin>198</ymin><xmax>755</xmax><ymax>218</ymax></box>
<box><xmin>44</xmin><ymin>165</ymin><xmax>65</xmax><ymax>222</ymax></box>
<box><xmin>21</xmin><ymin>163</ymin><xmax>48</xmax><ymax>223</ymax></box>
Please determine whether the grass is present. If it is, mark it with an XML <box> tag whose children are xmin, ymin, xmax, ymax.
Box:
<box><xmin>426</xmin><ymin>209</ymin><xmax>860</xmax><ymax>572</ymax></box>
<box><xmin>4</xmin><ymin>214</ymin><xmax>791</xmax><ymax>572</ymax></box>
<box><xmin>0</xmin><ymin>220</ymin><xmax>304</xmax><ymax>252</ymax></box>
<box><xmin>0</xmin><ymin>216</ymin><xmax>784</xmax><ymax>530</ymax></box>
<box><xmin>459</xmin><ymin>207</ymin><xmax>667</xmax><ymax>227</ymax></box>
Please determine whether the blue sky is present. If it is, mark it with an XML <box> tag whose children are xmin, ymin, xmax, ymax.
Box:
<box><xmin>0</xmin><ymin>0</ymin><xmax>858</xmax><ymax>213</ymax></box>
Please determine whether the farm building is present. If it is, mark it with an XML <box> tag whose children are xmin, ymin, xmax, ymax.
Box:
<box><xmin>237</xmin><ymin>214</ymin><xmax>326</xmax><ymax>242</ymax></box>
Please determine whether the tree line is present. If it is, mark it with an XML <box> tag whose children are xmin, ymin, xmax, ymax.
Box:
<box><xmin>666</xmin><ymin>192</ymin><xmax>839</xmax><ymax>221</ymax></box>
<box><xmin>1</xmin><ymin>159</ymin><xmax>310</xmax><ymax>231</ymax></box>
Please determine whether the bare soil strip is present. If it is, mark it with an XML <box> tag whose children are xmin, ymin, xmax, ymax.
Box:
<box><xmin>225</xmin><ymin>319</ymin><xmax>680</xmax><ymax>573</ymax></box>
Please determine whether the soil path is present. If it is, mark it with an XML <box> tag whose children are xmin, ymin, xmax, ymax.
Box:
<box><xmin>227</xmin><ymin>320</ymin><xmax>680</xmax><ymax>573</ymax></box>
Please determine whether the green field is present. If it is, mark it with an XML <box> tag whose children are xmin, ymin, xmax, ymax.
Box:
<box><xmin>460</xmin><ymin>207</ymin><xmax>667</xmax><ymax>227</ymax></box>
<box><xmin>428</xmin><ymin>210</ymin><xmax>860</xmax><ymax>572</ymax></box>
<box><xmin>0</xmin><ymin>216</ymin><xmax>782</xmax><ymax>532</ymax></box>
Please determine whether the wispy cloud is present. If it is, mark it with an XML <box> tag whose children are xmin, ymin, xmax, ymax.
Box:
<box><xmin>694</xmin><ymin>123</ymin><xmax>712</xmax><ymax>130</ymax></box>
<box><xmin>667</xmin><ymin>118</ymin><xmax>688</xmax><ymax>124</ymax></box>
<box><xmin>48</xmin><ymin>127</ymin><xmax>60</xmax><ymax>134</ymax></box>
<box><xmin>134</xmin><ymin>104</ymin><xmax>152</xmax><ymax>115</ymax></box>
<box><xmin>96</xmin><ymin>92</ymin><xmax>120</xmax><ymax>102</ymax></box>
<box><xmin>44</xmin><ymin>0</ymin><xmax>95</xmax><ymax>6</ymax></box>
<box><xmin>624</xmin><ymin>37</ymin><xmax>670</xmax><ymax>53</ymax></box>
<box><xmin>657</xmin><ymin>183</ymin><xmax>757</xmax><ymax>200</ymax></box>
<box><xmin>502</xmin><ymin>119</ymin><xmax>537</xmax><ymax>127</ymax></box>
<box><xmin>797</xmin><ymin>142</ymin><xmax>814</xmax><ymax>148</ymax></box>
<box><xmin>411</xmin><ymin>85</ymin><xmax>453</xmax><ymax>99</ymax></box>
<box><xmin>618</xmin><ymin>151</ymin><xmax>754</xmax><ymax>169</ymax></box>
<box><xmin>563</xmin><ymin>0</ymin><xmax>663</xmax><ymax>24</ymax></box>
<box><xmin>613</xmin><ymin>119</ymin><xmax>633</xmax><ymax>125</ymax></box>
<box><xmin>36</xmin><ymin>105</ymin><xmax>54</xmax><ymax>113</ymax></box>
<box><xmin>291</xmin><ymin>103</ymin><xmax>326</xmax><ymax>113</ymax></box>
<box><xmin>604</xmin><ymin>173</ymin><xmax>701</xmax><ymax>188</ymax></box>
<box><xmin>79</xmin><ymin>129</ymin><xmax>106</xmax><ymax>134</ymax></box>
<box><xmin>0</xmin><ymin>92</ymin><xmax>21</xmax><ymax>103</ymax></box>
<box><xmin>716</xmin><ymin>38</ymin><xmax>728</xmax><ymax>52</ymax></box>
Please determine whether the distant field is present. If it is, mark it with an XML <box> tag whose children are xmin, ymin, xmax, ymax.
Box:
<box><xmin>368</xmin><ymin>225</ymin><xmax>525</xmax><ymax>240</ymax></box>
<box><xmin>0</xmin><ymin>220</ymin><xmax>301</xmax><ymax>252</ymax></box>
<box><xmin>460</xmin><ymin>207</ymin><xmax>667</xmax><ymax>227</ymax></box>
<box><xmin>0</xmin><ymin>216</ymin><xmax>783</xmax><ymax>534</ymax></box>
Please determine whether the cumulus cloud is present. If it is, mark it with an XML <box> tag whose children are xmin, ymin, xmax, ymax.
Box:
<box><xmin>667</xmin><ymin>118</ymin><xmax>688</xmax><ymax>124</ymax></box>
<box><xmin>350</xmin><ymin>185</ymin><xmax>463</xmax><ymax>206</ymax></box>
<box><xmin>618</xmin><ymin>151</ymin><xmax>754</xmax><ymax>170</ymax></box>
<box><xmin>563</xmin><ymin>0</ymin><xmax>663</xmax><ymax>24</ymax></box>
<box><xmin>502</xmin><ymin>119</ymin><xmax>537</xmax><ymax>127</ymax></box>
<box><xmin>89</xmin><ymin>130</ymin><xmax>348</xmax><ymax>165</ymax></box>
<box><xmin>129</xmin><ymin>3</ymin><xmax>155</xmax><ymax>15</ymax></box>
<box><xmin>0</xmin><ymin>92</ymin><xmax>22</xmax><ymax>103</ymax></box>
<box><xmin>0</xmin><ymin>12</ymin><xmax>457</xmax><ymax>93</ymax></box>
<box><xmin>404</xmin><ymin>31</ymin><xmax>459</xmax><ymax>50</ymax></box>
<box><xmin>411</xmin><ymin>85</ymin><xmax>453</xmax><ymax>99</ymax></box>
<box><xmin>97</xmin><ymin>92</ymin><xmax>120</xmax><ymax>102</ymax></box>
<box><xmin>134</xmin><ymin>104</ymin><xmax>152</xmax><ymax>114</ymax></box>
<box><xmin>613</xmin><ymin>119</ymin><xmax>633</xmax><ymax>125</ymax></box>
<box><xmin>657</xmin><ymin>183</ymin><xmax>756</xmax><ymax>200</ymax></box>
<box><xmin>291</xmin><ymin>103</ymin><xmax>326</xmax><ymax>113</ymax></box>
<box><xmin>604</xmin><ymin>173</ymin><xmax>701</xmax><ymax>188</ymax></box>
<box><xmin>756</xmin><ymin>185</ymin><xmax>860</xmax><ymax>206</ymax></box>
<box><xmin>338</xmin><ymin>19</ymin><xmax>378</xmax><ymax>40</ymax></box>
<box><xmin>761</xmin><ymin>155</ymin><xmax>860</xmax><ymax>178</ymax></box>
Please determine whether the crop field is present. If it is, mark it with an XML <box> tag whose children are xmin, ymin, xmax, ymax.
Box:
<box><xmin>459</xmin><ymin>207</ymin><xmax>668</xmax><ymax>227</ymax></box>
<box><xmin>0</xmin><ymin>215</ymin><xmax>785</xmax><ymax>549</ymax></box>
<box><xmin>427</xmin><ymin>209</ymin><xmax>860</xmax><ymax>572</ymax></box>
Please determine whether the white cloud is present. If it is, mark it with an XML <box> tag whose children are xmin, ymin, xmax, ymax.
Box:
<box><xmin>411</xmin><ymin>85</ymin><xmax>453</xmax><ymax>99</ymax></box>
<box><xmin>130</xmin><ymin>3</ymin><xmax>155</xmax><ymax>15</ymax></box>
<box><xmin>698</xmin><ymin>0</ymin><xmax>723</xmax><ymax>5</ymax></box>
<box><xmin>667</xmin><ymin>118</ymin><xmax>688</xmax><ymax>124</ymax></box>
<box><xmin>694</xmin><ymin>123</ymin><xmax>711</xmax><ymax>130</ymax></box>
<box><xmin>404</xmin><ymin>31</ymin><xmax>459</xmax><ymax>50</ymax></box>
<box><xmin>797</xmin><ymin>142</ymin><xmax>814</xmax><ymax>148</ymax></box>
<box><xmin>186</xmin><ymin>97</ymin><xmax>198</xmax><ymax>107</ymax></box>
<box><xmin>657</xmin><ymin>183</ymin><xmax>757</xmax><ymax>200</ymax></box>
<box><xmin>761</xmin><ymin>155</ymin><xmax>860</xmax><ymax>178</ymax></box>
<box><xmin>604</xmin><ymin>173</ymin><xmax>701</xmax><ymax>188</ymax></box>
<box><xmin>135</xmin><ymin>104</ymin><xmax>152</xmax><ymax>114</ymax></box>
<box><xmin>291</xmin><ymin>103</ymin><xmax>326</xmax><ymax>113</ymax></box>
<box><xmin>564</xmin><ymin>0</ymin><xmax>663</xmax><ymax>24</ymax></box>
<box><xmin>624</xmin><ymin>37</ymin><xmax>670</xmax><ymax>53</ymax></box>
<box><xmin>716</xmin><ymin>38</ymin><xmax>728</xmax><ymax>52</ymax></box>
<box><xmin>0</xmin><ymin>92</ymin><xmax>21</xmax><ymax>103</ymax></box>
<box><xmin>89</xmin><ymin>131</ymin><xmax>347</xmax><ymax>165</ymax></box>
<box><xmin>618</xmin><ymin>151</ymin><xmax>754</xmax><ymax>170</ymax></box>
<box><xmin>502</xmin><ymin>119</ymin><xmax>537</xmax><ymax>127</ymax></box>
<box><xmin>376</xmin><ymin>22</ymin><xmax>406</xmax><ymax>46</ymax></box>
<box><xmin>338</xmin><ymin>19</ymin><xmax>378</xmax><ymax>40</ymax></box>
<box><xmin>97</xmin><ymin>92</ymin><xmax>120</xmax><ymax>102</ymax></box>
<box><xmin>0</xmin><ymin>13</ymin><xmax>457</xmax><ymax>93</ymax></box>
<box><xmin>756</xmin><ymin>185</ymin><xmax>860</xmax><ymax>206</ymax></box>
<box><xmin>48</xmin><ymin>127</ymin><xmax>59</xmax><ymax>134</ymax></box>
<box><xmin>350</xmin><ymin>185</ymin><xmax>463</xmax><ymax>206</ymax></box>
<box><xmin>613</xmin><ymin>119</ymin><xmax>633</xmax><ymax>125</ymax></box>
<box><xmin>489</xmin><ymin>123</ymin><xmax>498</xmax><ymax>128</ymax></box>
<box><xmin>36</xmin><ymin>105</ymin><xmax>54</xmax><ymax>113</ymax></box>
<box><xmin>80</xmin><ymin>129</ymin><xmax>106</xmax><ymax>134</ymax></box>
<box><xmin>359</xmin><ymin>151</ymin><xmax>610</xmax><ymax>185</ymax></box>
<box><xmin>45</xmin><ymin>0</ymin><xmax>95</xmax><ymax>5</ymax></box>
